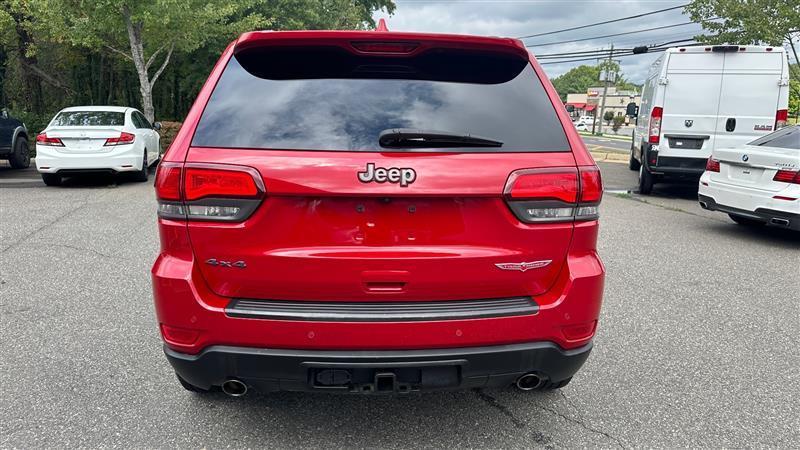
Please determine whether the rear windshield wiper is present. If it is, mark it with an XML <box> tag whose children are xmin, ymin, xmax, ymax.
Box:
<box><xmin>379</xmin><ymin>129</ymin><xmax>504</xmax><ymax>149</ymax></box>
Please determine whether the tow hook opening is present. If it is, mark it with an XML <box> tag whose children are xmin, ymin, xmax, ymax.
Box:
<box><xmin>375</xmin><ymin>372</ymin><xmax>397</xmax><ymax>392</ymax></box>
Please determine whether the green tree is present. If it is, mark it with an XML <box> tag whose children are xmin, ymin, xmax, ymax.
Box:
<box><xmin>790</xmin><ymin>76</ymin><xmax>800</xmax><ymax>121</ymax></box>
<box><xmin>612</xmin><ymin>115</ymin><xmax>626</xmax><ymax>133</ymax></box>
<box><xmin>25</xmin><ymin>0</ymin><xmax>395</xmax><ymax>122</ymax></box>
<box><xmin>551</xmin><ymin>65</ymin><xmax>599</xmax><ymax>101</ymax></box>
<box><xmin>685</xmin><ymin>1</ymin><xmax>800</xmax><ymax>80</ymax></box>
<box><xmin>551</xmin><ymin>61</ymin><xmax>639</xmax><ymax>101</ymax></box>
<box><xmin>603</xmin><ymin>110</ymin><xmax>614</xmax><ymax>125</ymax></box>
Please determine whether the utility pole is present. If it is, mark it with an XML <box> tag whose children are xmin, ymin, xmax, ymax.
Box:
<box><xmin>596</xmin><ymin>43</ymin><xmax>614</xmax><ymax>135</ymax></box>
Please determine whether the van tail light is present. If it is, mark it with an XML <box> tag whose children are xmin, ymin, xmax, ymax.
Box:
<box><xmin>36</xmin><ymin>133</ymin><xmax>64</xmax><ymax>146</ymax></box>
<box><xmin>773</xmin><ymin>169</ymin><xmax>800</xmax><ymax>184</ymax></box>
<box><xmin>504</xmin><ymin>166</ymin><xmax>602</xmax><ymax>223</ymax></box>
<box><xmin>705</xmin><ymin>157</ymin><xmax>720</xmax><ymax>173</ymax></box>
<box><xmin>775</xmin><ymin>109</ymin><xmax>788</xmax><ymax>130</ymax></box>
<box><xmin>104</xmin><ymin>132</ymin><xmax>136</xmax><ymax>146</ymax></box>
<box><xmin>155</xmin><ymin>163</ymin><xmax>266</xmax><ymax>222</ymax></box>
<box><xmin>648</xmin><ymin>107</ymin><xmax>663</xmax><ymax>144</ymax></box>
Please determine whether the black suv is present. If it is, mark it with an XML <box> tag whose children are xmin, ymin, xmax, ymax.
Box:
<box><xmin>0</xmin><ymin>108</ymin><xmax>31</xmax><ymax>168</ymax></box>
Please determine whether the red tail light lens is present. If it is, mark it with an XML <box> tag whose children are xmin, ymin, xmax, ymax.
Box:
<box><xmin>104</xmin><ymin>132</ymin><xmax>136</xmax><ymax>146</ymax></box>
<box><xmin>648</xmin><ymin>107</ymin><xmax>663</xmax><ymax>144</ymax></box>
<box><xmin>579</xmin><ymin>166</ymin><xmax>603</xmax><ymax>203</ymax></box>
<box><xmin>775</xmin><ymin>109</ymin><xmax>788</xmax><ymax>130</ymax></box>
<box><xmin>507</xmin><ymin>168</ymin><xmax>578</xmax><ymax>203</ymax></box>
<box><xmin>155</xmin><ymin>163</ymin><xmax>182</xmax><ymax>201</ymax></box>
<box><xmin>155</xmin><ymin>163</ymin><xmax>265</xmax><ymax>222</ymax></box>
<box><xmin>36</xmin><ymin>133</ymin><xmax>64</xmax><ymax>146</ymax></box>
<box><xmin>505</xmin><ymin>166</ymin><xmax>602</xmax><ymax>223</ymax></box>
<box><xmin>773</xmin><ymin>169</ymin><xmax>800</xmax><ymax>184</ymax></box>
<box><xmin>160</xmin><ymin>324</ymin><xmax>199</xmax><ymax>346</ymax></box>
<box><xmin>351</xmin><ymin>41</ymin><xmax>419</xmax><ymax>54</ymax></box>
<box><xmin>184</xmin><ymin>167</ymin><xmax>261</xmax><ymax>201</ymax></box>
<box><xmin>562</xmin><ymin>320</ymin><xmax>597</xmax><ymax>342</ymax></box>
<box><xmin>706</xmin><ymin>157</ymin><xmax>720</xmax><ymax>173</ymax></box>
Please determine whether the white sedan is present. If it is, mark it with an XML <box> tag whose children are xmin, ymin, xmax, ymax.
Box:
<box><xmin>698</xmin><ymin>125</ymin><xmax>799</xmax><ymax>231</ymax></box>
<box><xmin>35</xmin><ymin>106</ymin><xmax>161</xmax><ymax>186</ymax></box>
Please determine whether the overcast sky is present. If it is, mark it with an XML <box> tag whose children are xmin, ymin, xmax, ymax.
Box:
<box><xmin>374</xmin><ymin>0</ymin><xmax>706</xmax><ymax>84</ymax></box>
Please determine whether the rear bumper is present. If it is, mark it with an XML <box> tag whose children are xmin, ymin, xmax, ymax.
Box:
<box><xmin>648</xmin><ymin>156</ymin><xmax>706</xmax><ymax>176</ymax></box>
<box><xmin>35</xmin><ymin>144</ymin><xmax>143</xmax><ymax>173</ymax></box>
<box><xmin>698</xmin><ymin>193</ymin><xmax>800</xmax><ymax>230</ymax></box>
<box><xmin>165</xmin><ymin>341</ymin><xmax>592</xmax><ymax>393</ymax></box>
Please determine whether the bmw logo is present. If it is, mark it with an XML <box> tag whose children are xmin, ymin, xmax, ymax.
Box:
<box><xmin>742</xmin><ymin>154</ymin><xmax>749</xmax><ymax>162</ymax></box>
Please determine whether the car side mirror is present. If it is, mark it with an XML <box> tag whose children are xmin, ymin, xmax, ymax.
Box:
<box><xmin>0</xmin><ymin>109</ymin><xmax>8</xmax><ymax>120</ymax></box>
<box><xmin>153</xmin><ymin>122</ymin><xmax>162</xmax><ymax>131</ymax></box>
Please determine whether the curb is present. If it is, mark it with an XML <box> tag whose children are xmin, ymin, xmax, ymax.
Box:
<box><xmin>590</xmin><ymin>151</ymin><xmax>628</xmax><ymax>164</ymax></box>
<box><xmin>579</xmin><ymin>132</ymin><xmax>632</xmax><ymax>142</ymax></box>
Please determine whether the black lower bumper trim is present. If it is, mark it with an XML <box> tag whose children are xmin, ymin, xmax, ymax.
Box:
<box><xmin>699</xmin><ymin>194</ymin><xmax>800</xmax><ymax>230</ymax></box>
<box><xmin>165</xmin><ymin>341</ymin><xmax>592</xmax><ymax>393</ymax></box>
<box><xmin>646</xmin><ymin>152</ymin><xmax>705</xmax><ymax>177</ymax></box>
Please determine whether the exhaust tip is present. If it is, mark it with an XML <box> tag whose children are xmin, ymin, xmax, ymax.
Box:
<box><xmin>221</xmin><ymin>379</ymin><xmax>248</xmax><ymax>397</ymax></box>
<box><xmin>515</xmin><ymin>373</ymin><xmax>544</xmax><ymax>391</ymax></box>
<box><xmin>770</xmin><ymin>218</ymin><xmax>790</xmax><ymax>226</ymax></box>
<box><xmin>699</xmin><ymin>201</ymin><xmax>709</xmax><ymax>210</ymax></box>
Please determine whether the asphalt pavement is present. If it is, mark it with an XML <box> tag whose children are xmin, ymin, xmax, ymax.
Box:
<box><xmin>1</xmin><ymin>157</ymin><xmax>798</xmax><ymax>448</ymax></box>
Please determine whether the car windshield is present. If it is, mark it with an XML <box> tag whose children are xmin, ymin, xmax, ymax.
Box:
<box><xmin>52</xmin><ymin>111</ymin><xmax>125</xmax><ymax>127</ymax></box>
<box><xmin>191</xmin><ymin>46</ymin><xmax>570</xmax><ymax>152</ymax></box>
<box><xmin>747</xmin><ymin>125</ymin><xmax>800</xmax><ymax>150</ymax></box>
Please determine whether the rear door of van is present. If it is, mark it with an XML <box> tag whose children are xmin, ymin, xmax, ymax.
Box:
<box><xmin>660</xmin><ymin>50</ymin><xmax>724</xmax><ymax>159</ymax></box>
<box><xmin>713</xmin><ymin>48</ymin><xmax>786</xmax><ymax>150</ymax></box>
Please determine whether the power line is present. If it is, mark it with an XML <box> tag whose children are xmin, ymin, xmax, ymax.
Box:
<box><xmin>516</xmin><ymin>3</ymin><xmax>689</xmax><ymax>40</ymax></box>
<box><xmin>539</xmin><ymin>48</ymin><xmax>671</xmax><ymax>65</ymax></box>
<box><xmin>536</xmin><ymin>48</ymin><xmax>633</xmax><ymax>58</ymax></box>
<box><xmin>525</xmin><ymin>21</ymin><xmax>703</xmax><ymax>48</ymax></box>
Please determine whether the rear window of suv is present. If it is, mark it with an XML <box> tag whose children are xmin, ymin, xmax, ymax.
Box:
<box><xmin>191</xmin><ymin>46</ymin><xmax>570</xmax><ymax>152</ymax></box>
<box><xmin>52</xmin><ymin>111</ymin><xmax>125</xmax><ymax>127</ymax></box>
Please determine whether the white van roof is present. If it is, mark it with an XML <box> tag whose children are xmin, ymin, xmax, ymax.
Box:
<box><xmin>665</xmin><ymin>45</ymin><xmax>785</xmax><ymax>55</ymax></box>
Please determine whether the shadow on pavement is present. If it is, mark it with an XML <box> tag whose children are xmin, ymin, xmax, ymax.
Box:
<box><xmin>701</xmin><ymin>220</ymin><xmax>800</xmax><ymax>246</ymax></box>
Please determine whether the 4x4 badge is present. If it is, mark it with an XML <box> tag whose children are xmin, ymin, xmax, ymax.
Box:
<box><xmin>358</xmin><ymin>163</ymin><xmax>416</xmax><ymax>187</ymax></box>
<box><xmin>206</xmin><ymin>258</ymin><xmax>246</xmax><ymax>269</ymax></box>
<box><xmin>495</xmin><ymin>260</ymin><xmax>552</xmax><ymax>272</ymax></box>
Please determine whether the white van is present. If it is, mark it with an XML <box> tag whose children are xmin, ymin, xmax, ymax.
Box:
<box><xmin>630</xmin><ymin>45</ymin><xmax>790</xmax><ymax>194</ymax></box>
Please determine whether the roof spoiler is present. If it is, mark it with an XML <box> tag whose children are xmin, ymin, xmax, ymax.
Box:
<box><xmin>233</xmin><ymin>30</ymin><xmax>529</xmax><ymax>60</ymax></box>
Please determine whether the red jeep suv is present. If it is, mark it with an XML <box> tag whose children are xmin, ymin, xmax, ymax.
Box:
<box><xmin>152</xmin><ymin>28</ymin><xmax>605</xmax><ymax>396</ymax></box>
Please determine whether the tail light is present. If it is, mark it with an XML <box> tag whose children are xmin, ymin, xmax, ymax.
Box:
<box><xmin>504</xmin><ymin>166</ymin><xmax>602</xmax><ymax>223</ymax></box>
<box><xmin>104</xmin><ymin>132</ymin><xmax>136</xmax><ymax>146</ymax></box>
<box><xmin>773</xmin><ymin>169</ymin><xmax>800</xmax><ymax>184</ymax></box>
<box><xmin>705</xmin><ymin>157</ymin><xmax>720</xmax><ymax>173</ymax></box>
<box><xmin>775</xmin><ymin>109</ymin><xmax>788</xmax><ymax>130</ymax></box>
<box><xmin>36</xmin><ymin>133</ymin><xmax>64</xmax><ymax>146</ymax></box>
<box><xmin>155</xmin><ymin>163</ymin><xmax>266</xmax><ymax>222</ymax></box>
<box><xmin>648</xmin><ymin>107</ymin><xmax>663</xmax><ymax>144</ymax></box>
<box><xmin>351</xmin><ymin>41</ymin><xmax>419</xmax><ymax>54</ymax></box>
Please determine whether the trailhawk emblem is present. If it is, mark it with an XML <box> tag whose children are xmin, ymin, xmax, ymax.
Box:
<box><xmin>358</xmin><ymin>163</ymin><xmax>416</xmax><ymax>187</ymax></box>
<box><xmin>495</xmin><ymin>260</ymin><xmax>552</xmax><ymax>272</ymax></box>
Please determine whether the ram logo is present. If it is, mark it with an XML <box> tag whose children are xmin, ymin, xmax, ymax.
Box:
<box><xmin>495</xmin><ymin>260</ymin><xmax>552</xmax><ymax>272</ymax></box>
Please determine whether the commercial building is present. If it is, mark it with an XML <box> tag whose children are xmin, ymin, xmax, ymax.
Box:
<box><xmin>565</xmin><ymin>87</ymin><xmax>640</xmax><ymax>123</ymax></box>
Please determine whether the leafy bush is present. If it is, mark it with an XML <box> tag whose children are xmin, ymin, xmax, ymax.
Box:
<box><xmin>612</xmin><ymin>115</ymin><xmax>626</xmax><ymax>133</ymax></box>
